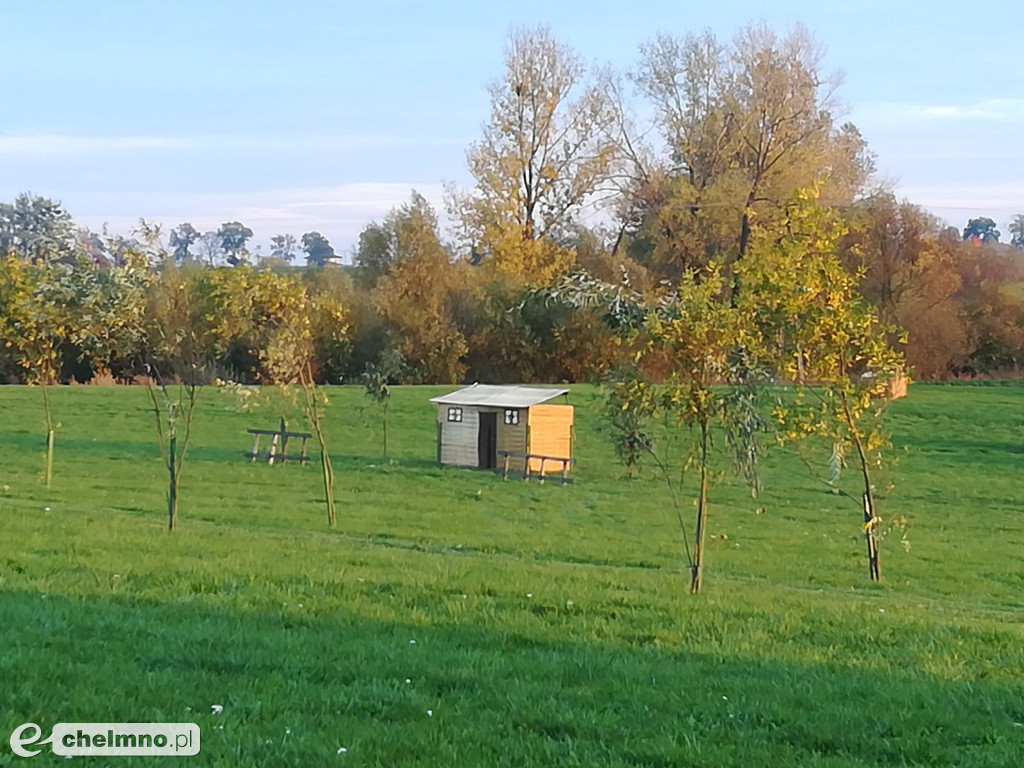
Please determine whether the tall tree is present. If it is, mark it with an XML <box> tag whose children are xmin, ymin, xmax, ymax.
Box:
<box><xmin>169</xmin><ymin>223</ymin><xmax>201</xmax><ymax>265</ymax></box>
<box><xmin>270</xmin><ymin>233</ymin><xmax>299</xmax><ymax>263</ymax></box>
<box><xmin>302</xmin><ymin>231</ymin><xmax>337</xmax><ymax>267</ymax></box>
<box><xmin>839</xmin><ymin>195</ymin><xmax>966</xmax><ymax>379</ymax></box>
<box><xmin>962</xmin><ymin>217</ymin><xmax>1000</xmax><ymax>244</ymax></box>
<box><xmin>0</xmin><ymin>193</ymin><xmax>76</xmax><ymax>263</ymax></box>
<box><xmin>217</xmin><ymin>221</ymin><xmax>254</xmax><ymax>266</ymax></box>
<box><xmin>454</xmin><ymin>26</ymin><xmax>618</xmax><ymax>285</ymax></box>
<box><xmin>196</xmin><ymin>231</ymin><xmax>222</xmax><ymax>265</ymax></box>
<box><xmin>373</xmin><ymin>194</ymin><xmax>468</xmax><ymax>383</ymax></box>
<box><xmin>630</xmin><ymin>25</ymin><xmax>872</xmax><ymax>283</ymax></box>
<box><xmin>353</xmin><ymin>222</ymin><xmax>397</xmax><ymax>288</ymax></box>
<box><xmin>1009</xmin><ymin>214</ymin><xmax>1024</xmax><ymax>250</ymax></box>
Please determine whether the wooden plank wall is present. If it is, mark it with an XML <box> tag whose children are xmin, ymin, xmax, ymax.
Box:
<box><xmin>497</xmin><ymin>412</ymin><xmax>528</xmax><ymax>472</ymax></box>
<box><xmin>527</xmin><ymin>404</ymin><xmax>574</xmax><ymax>473</ymax></box>
<box><xmin>438</xmin><ymin>406</ymin><xmax>480</xmax><ymax>467</ymax></box>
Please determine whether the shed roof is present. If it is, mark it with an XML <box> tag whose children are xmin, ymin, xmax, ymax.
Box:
<box><xmin>429</xmin><ymin>384</ymin><xmax>569</xmax><ymax>408</ymax></box>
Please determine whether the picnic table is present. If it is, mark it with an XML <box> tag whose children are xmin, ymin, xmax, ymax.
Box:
<box><xmin>245</xmin><ymin>419</ymin><xmax>312</xmax><ymax>465</ymax></box>
<box><xmin>497</xmin><ymin>450</ymin><xmax>575</xmax><ymax>485</ymax></box>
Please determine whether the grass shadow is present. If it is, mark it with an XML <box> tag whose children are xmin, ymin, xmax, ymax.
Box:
<box><xmin>1</xmin><ymin>587</ymin><xmax>1021</xmax><ymax>767</ymax></box>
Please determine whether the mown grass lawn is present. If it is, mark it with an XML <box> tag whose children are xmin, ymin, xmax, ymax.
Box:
<box><xmin>1</xmin><ymin>383</ymin><xmax>1023</xmax><ymax>766</ymax></box>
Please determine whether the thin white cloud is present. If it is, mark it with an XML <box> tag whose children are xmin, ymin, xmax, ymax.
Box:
<box><xmin>224</xmin><ymin>182</ymin><xmax>446</xmax><ymax>222</ymax></box>
<box><xmin>0</xmin><ymin>135</ymin><xmax>189</xmax><ymax>155</ymax></box>
<box><xmin>858</xmin><ymin>98</ymin><xmax>1024</xmax><ymax>124</ymax></box>
<box><xmin>894</xmin><ymin>181</ymin><xmax>1024</xmax><ymax>232</ymax></box>
<box><xmin>911</xmin><ymin>98</ymin><xmax>1024</xmax><ymax>120</ymax></box>
<box><xmin>898</xmin><ymin>181</ymin><xmax>1024</xmax><ymax>212</ymax></box>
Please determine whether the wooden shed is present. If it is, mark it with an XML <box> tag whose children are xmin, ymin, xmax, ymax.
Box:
<box><xmin>430</xmin><ymin>384</ymin><xmax>574</xmax><ymax>476</ymax></box>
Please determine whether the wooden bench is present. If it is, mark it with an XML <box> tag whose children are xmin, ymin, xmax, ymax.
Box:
<box><xmin>245</xmin><ymin>421</ymin><xmax>312</xmax><ymax>465</ymax></box>
<box><xmin>498</xmin><ymin>450</ymin><xmax>575</xmax><ymax>485</ymax></box>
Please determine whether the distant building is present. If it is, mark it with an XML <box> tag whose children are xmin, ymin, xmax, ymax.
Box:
<box><xmin>429</xmin><ymin>384</ymin><xmax>574</xmax><ymax>475</ymax></box>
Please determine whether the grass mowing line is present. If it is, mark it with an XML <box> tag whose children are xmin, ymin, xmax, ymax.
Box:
<box><xmin>13</xmin><ymin>496</ymin><xmax>957</xmax><ymax>614</ymax></box>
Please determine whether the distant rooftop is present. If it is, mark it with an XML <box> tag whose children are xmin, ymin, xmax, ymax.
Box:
<box><xmin>429</xmin><ymin>384</ymin><xmax>569</xmax><ymax>409</ymax></box>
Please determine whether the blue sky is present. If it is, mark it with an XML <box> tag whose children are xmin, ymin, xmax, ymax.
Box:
<box><xmin>2</xmin><ymin>0</ymin><xmax>1022</xmax><ymax>255</ymax></box>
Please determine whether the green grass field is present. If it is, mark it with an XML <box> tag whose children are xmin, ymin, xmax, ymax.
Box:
<box><xmin>1</xmin><ymin>383</ymin><xmax>1023</xmax><ymax>766</ymax></box>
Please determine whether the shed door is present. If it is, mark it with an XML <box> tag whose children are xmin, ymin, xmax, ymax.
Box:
<box><xmin>478</xmin><ymin>412</ymin><xmax>497</xmax><ymax>469</ymax></box>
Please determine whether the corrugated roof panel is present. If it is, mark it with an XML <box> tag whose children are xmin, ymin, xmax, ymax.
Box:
<box><xmin>429</xmin><ymin>384</ymin><xmax>569</xmax><ymax>408</ymax></box>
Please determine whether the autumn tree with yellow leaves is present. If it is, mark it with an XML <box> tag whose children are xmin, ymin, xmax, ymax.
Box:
<box><xmin>453</xmin><ymin>26</ymin><xmax>619</xmax><ymax>286</ymax></box>
<box><xmin>1</xmin><ymin>252</ymin><xmax>149</xmax><ymax>488</ymax></box>
<box><xmin>371</xmin><ymin>194</ymin><xmax>469</xmax><ymax>384</ymax></box>
<box><xmin>627</xmin><ymin>25</ymin><xmax>873</xmax><ymax>285</ymax></box>
<box><xmin>0</xmin><ymin>256</ymin><xmax>69</xmax><ymax>487</ymax></box>
<box><xmin>740</xmin><ymin>189</ymin><xmax>907</xmax><ymax>580</ymax></box>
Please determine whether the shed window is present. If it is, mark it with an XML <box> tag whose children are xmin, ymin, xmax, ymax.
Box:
<box><xmin>503</xmin><ymin>408</ymin><xmax>520</xmax><ymax>426</ymax></box>
<box><xmin>447</xmin><ymin>407</ymin><xmax>463</xmax><ymax>423</ymax></box>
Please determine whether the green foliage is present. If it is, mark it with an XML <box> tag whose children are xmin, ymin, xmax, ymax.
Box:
<box><xmin>302</xmin><ymin>231</ymin><xmax>337</xmax><ymax>267</ymax></box>
<box><xmin>261</xmin><ymin>283</ymin><xmax>349</xmax><ymax>527</ymax></box>
<box><xmin>0</xmin><ymin>257</ymin><xmax>73</xmax><ymax>487</ymax></box>
<box><xmin>740</xmin><ymin>188</ymin><xmax>908</xmax><ymax>580</ymax></box>
<box><xmin>353</xmin><ymin>222</ymin><xmax>396</xmax><ymax>288</ymax></box>
<box><xmin>362</xmin><ymin>348</ymin><xmax>406</xmax><ymax>457</ymax></box>
<box><xmin>1009</xmin><ymin>214</ymin><xmax>1024</xmax><ymax>250</ymax></box>
<box><xmin>0</xmin><ymin>193</ymin><xmax>76</xmax><ymax>262</ymax></box>
<box><xmin>267</xmin><ymin>233</ymin><xmax>297</xmax><ymax>263</ymax></box>
<box><xmin>604</xmin><ymin>373</ymin><xmax>656</xmax><ymax>476</ymax></box>
<box><xmin>0</xmin><ymin>255</ymin><xmax>70</xmax><ymax>385</ymax></box>
<box><xmin>216</xmin><ymin>221</ymin><xmax>254</xmax><ymax>266</ymax></box>
<box><xmin>169</xmin><ymin>223</ymin><xmax>201</xmax><ymax>265</ymax></box>
<box><xmin>370</xmin><ymin>195</ymin><xmax>469</xmax><ymax>384</ymax></box>
<box><xmin>962</xmin><ymin>217</ymin><xmax>1000</xmax><ymax>244</ymax></box>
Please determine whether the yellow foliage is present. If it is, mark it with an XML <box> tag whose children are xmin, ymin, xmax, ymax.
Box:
<box><xmin>485</xmin><ymin>227</ymin><xmax>576</xmax><ymax>288</ymax></box>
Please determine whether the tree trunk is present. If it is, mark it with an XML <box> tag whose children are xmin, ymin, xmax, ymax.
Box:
<box><xmin>738</xmin><ymin>209</ymin><xmax>752</xmax><ymax>262</ymax></box>
<box><xmin>168</xmin><ymin>434</ymin><xmax>178</xmax><ymax>530</ymax></box>
<box><xmin>320</xmin><ymin>443</ymin><xmax>336</xmax><ymax>527</ymax></box>
<box><xmin>842</xmin><ymin>393</ymin><xmax>881</xmax><ymax>581</ymax></box>
<box><xmin>41</xmin><ymin>384</ymin><xmax>54</xmax><ymax>489</ymax></box>
<box><xmin>732</xmin><ymin>193</ymin><xmax>757</xmax><ymax>302</ymax></box>
<box><xmin>863</xmin><ymin>491</ymin><xmax>880</xmax><ymax>581</ymax></box>
<box><xmin>45</xmin><ymin>429</ymin><xmax>54</xmax><ymax>490</ymax></box>
<box><xmin>300</xmin><ymin>372</ymin><xmax>336</xmax><ymax>528</ymax></box>
<box><xmin>690</xmin><ymin>419</ymin><xmax>711</xmax><ymax>594</ymax></box>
